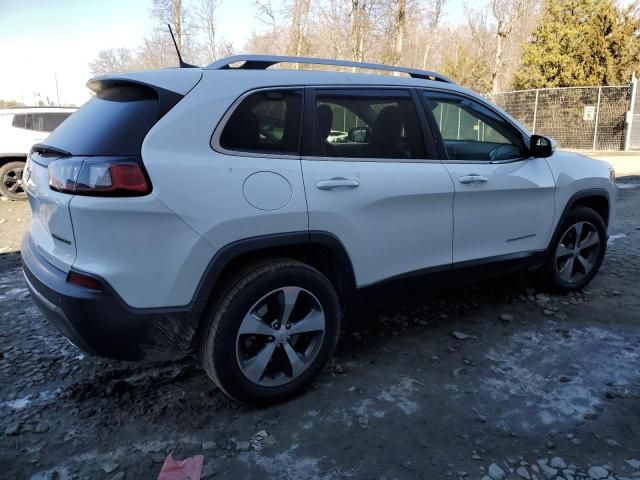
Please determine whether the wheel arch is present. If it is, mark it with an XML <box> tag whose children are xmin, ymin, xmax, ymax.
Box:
<box><xmin>0</xmin><ymin>154</ymin><xmax>27</xmax><ymax>166</ymax></box>
<box><xmin>192</xmin><ymin>231</ymin><xmax>357</xmax><ymax>310</ymax></box>
<box><xmin>547</xmin><ymin>188</ymin><xmax>610</xmax><ymax>254</ymax></box>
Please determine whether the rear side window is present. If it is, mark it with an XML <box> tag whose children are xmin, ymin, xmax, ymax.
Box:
<box><xmin>312</xmin><ymin>90</ymin><xmax>426</xmax><ymax>160</ymax></box>
<box><xmin>42</xmin><ymin>113</ymin><xmax>72</xmax><ymax>132</ymax></box>
<box><xmin>11</xmin><ymin>113</ymin><xmax>70</xmax><ymax>132</ymax></box>
<box><xmin>219</xmin><ymin>89</ymin><xmax>303</xmax><ymax>155</ymax></box>
<box><xmin>43</xmin><ymin>85</ymin><xmax>161</xmax><ymax>156</ymax></box>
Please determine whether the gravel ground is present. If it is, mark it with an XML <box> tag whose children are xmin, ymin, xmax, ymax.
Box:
<box><xmin>0</xmin><ymin>180</ymin><xmax>639</xmax><ymax>480</ymax></box>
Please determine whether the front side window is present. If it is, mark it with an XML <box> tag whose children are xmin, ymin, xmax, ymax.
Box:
<box><xmin>423</xmin><ymin>91</ymin><xmax>524</xmax><ymax>161</ymax></box>
<box><xmin>219</xmin><ymin>89</ymin><xmax>303</xmax><ymax>155</ymax></box>
<box><xmin>313</xmin><ymin>90</ymin><xmax>426</xmax><ymax>160</ymax></box>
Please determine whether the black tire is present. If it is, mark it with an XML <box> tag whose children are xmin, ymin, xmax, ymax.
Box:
<box><xmin>0</xmin><ymin>161</ymin><xmax>27</xmax><ymax>200</ymax></box>
<box><xmin>543</xmin><ymin>206</ymin><xmax>607</xmax><ymax>291</ymax></box>
<box><xmin>199</xmin><ymin>258</ymin><xmax>341</xmax><ymax>404</ymax></box>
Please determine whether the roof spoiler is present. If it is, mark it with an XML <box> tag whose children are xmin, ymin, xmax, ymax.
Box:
<box><xmin>86</xmin><ymin>78</ymin><xmax>184</xmax><ymax>118</ymax></box>
<box><xmin>205</xmin><ymin>55</ymin><xmax>455</xmax><ymax>83</ymax></box>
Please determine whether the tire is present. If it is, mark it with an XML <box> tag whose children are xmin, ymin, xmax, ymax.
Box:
<box><xmin>0</xmin><ymin>161</ymin><xmax>27</xmax><ymax>200</ymax></box>
<box><xmin>199</xmin><ymin>258</ymin><xmax>341</xmax><ymax>404</ymax></box>
<box><xmin>543</xmin><ymin>206</ymin><xmax>607</xmax><ymax>291</ymax></box>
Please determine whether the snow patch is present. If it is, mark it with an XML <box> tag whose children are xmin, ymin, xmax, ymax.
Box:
<box><xmin>608</xmin><ymin>233</ymin><xmax>628</xmax><ymax>245</ymax></box>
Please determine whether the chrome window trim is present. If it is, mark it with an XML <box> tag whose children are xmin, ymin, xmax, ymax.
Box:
<box><xmin>300</xmin><ymin>155</ymin><xmax>442</xmax><ymax>164</ymax></box>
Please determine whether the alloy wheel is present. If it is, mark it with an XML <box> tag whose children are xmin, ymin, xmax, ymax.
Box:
<box><xmin>555</xmin><ymin>221</ymin><xmax>601</xmax><ymax>284</ymax></box>
<box><xmin>2</xmin><ymin>166</ymin><xmax>26</xmax><ymax>198</ymax></box>
<box><xmin>235</xmin><ymin>286</ymin><xmax>325</xmax><ymax>387</ymax></box>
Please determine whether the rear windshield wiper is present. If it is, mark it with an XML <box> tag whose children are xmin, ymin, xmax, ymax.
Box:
<box><xmin>31</xmin><ymin>144</ymin><xmax>72</xmax><ymax>157</ymax></box>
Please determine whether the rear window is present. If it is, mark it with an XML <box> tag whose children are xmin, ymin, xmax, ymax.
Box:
<box><xmin>43</xmin><ymin>85</ymin><xmax>160</xmax><ymax>156</ymax></box>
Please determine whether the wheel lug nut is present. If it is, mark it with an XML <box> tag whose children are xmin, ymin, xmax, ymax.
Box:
<box><xmin>286</xmin><ymin>323</ymin><xmax>291</xmax><ymax>329</ymax></box>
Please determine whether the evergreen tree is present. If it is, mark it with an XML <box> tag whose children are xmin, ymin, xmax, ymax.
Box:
<box><xmin>513</xmin><ymin>0</ymin><xmax>640</xmax><ymax>89</ymax></box>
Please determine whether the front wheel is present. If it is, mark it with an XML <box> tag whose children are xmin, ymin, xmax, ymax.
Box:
<box><xmin>544</xmin><ymin>206</ymin><xmax>607</xmax><ymax>291</ymax></box>
<box><xmin>199</xmin><ymin>259</ymin><xmax>341</xmax><ymax>404</ymax></box>
<box><xmin>0</xmin><ymin>161</ymin><xmax>27</xmax><ymax>200</ymax></box>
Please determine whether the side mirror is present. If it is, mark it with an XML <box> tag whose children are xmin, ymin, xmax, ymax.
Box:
<box><xmin>530</xmin><ymin>135</ymin><xmax>555</xmax><ymax>158</ymax></box>
<box><xmin>348</xmin><ymin>126</ymin><xmax>370</xmax><ymax>143</ymax></box>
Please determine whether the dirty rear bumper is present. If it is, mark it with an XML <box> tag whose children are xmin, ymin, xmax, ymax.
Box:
<box><xmin>21</xmin><ymin>234</ymin><xmax>199</xmax><ymax>361</ymax></box>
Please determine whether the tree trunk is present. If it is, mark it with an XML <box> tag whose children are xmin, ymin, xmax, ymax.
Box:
<box><xmin>395</xmin><ymin>0</ymin><xmax>406</xmax><ymax>65</ymax></box>
<box><xmin>492</xmin><ymin>31</ymin><xmax>503</xmax><ymax>93</ymax></box>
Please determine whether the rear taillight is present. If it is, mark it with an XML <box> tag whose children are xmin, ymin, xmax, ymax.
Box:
<box><xmin>49</xmin><ymin>157</ymin><xmax>151</xmax><ymax>196</ymax></box>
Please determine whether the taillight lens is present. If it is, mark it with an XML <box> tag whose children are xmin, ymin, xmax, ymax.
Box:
<box><xmin>49</xmin><ymin>157</ymin><xmax>151</xmax><ymax>196</ymax></box>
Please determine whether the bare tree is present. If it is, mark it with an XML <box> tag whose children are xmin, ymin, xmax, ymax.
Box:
<box><xmin>289</xmin><ymin>0</ymin><xmax>312</xmax><ymax>57</ymax></box>
<box><xmin>348</xmin><ymin>0</ymin><xmax>373</xmax><ymax>62</ymax></box>
<box><xmin>89</xmin><ymin>48</ymin><xmax>136</xmax><ymax>75</ymax></box>
<box><xmin>421</xmin><ymin>0</ymin><xmax>446</xmax><ymax>69</ymax></box>
<box><xmin>489</xmin><ymin>0</ymin><xmax>526</xmax><ymax>93</ymax></box>
<box><xmin>255</xmin><ymin>0</ymin><xmax>278</xmax><ymax>29</ymax></box>
<box><xmin>152</xmin><ymin>0</ymin><xmax>190</xmax><ymax>49</ymax></box>
<box><xmin>196</xmin><ymin>0</ymin><xmax>223</xmax><ymax>62</ymax></box>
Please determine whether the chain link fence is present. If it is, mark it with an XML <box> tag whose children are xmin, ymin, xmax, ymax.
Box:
<box><xmin>486</xmin><ymin>84</ymin><xmax>634</xmax><ymax>151</ymax></box>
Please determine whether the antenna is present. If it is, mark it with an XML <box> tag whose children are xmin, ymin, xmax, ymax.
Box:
<box><xmin>167</xmin><ymin>24</ymin><xmax>197</xmax><ymax>68</ymax></box>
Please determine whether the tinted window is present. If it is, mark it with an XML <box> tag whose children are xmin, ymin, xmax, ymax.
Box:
<box><xmin>12</xmin><ymin>114</ymin><xmax>25</xmax><ymax>129</ymax></box>
<box><xmin>220</xmin><ymin>90</ymin><xmax>303</xmax><ymax>154</ymax></box>
<box><xmin>42</xmin><ymin>112</ymin><xmax>72</xmax><ymax>132</ymax></box>
<box><xmin>423</xmin><ymin>91</ymin><xmax>524</xmax><ymax>161</ymax></box>
<box><xmin>43</xmin><ymin>85</ymin><xmax>161</xmax><ymax>156</ymax></box>
<box><xmin>313</xmin><ymin>91</ymin><xmax>425</xmax><ymax>159</ymax></box>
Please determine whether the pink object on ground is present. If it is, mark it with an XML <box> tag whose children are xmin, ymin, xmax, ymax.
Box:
<box><xmin>156</xmin><ymin>454</ymin><xmax>204</xmax><ymax>480</ymax></box>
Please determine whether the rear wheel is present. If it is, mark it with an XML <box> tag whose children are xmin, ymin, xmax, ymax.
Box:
<box><xmin>0</xmin><ymin>161</ymin><xmax>27</xmax><ymax>200</ymax></box>
<box><xmin>544</xmin><ymin>206</ymin><xmax>607</xmax><ymax>291</ymax></box>
<box><xmin>199</xmin><ymin>259</ymin><xmax>341</xmax><ymax>404</ymax></box>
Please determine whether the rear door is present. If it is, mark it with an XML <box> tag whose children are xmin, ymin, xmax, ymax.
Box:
<box><xmin>421</xmin><ymin>90</ymin><xmax>556</xmax><ymax>263</ymax></box>
<box><xmin>301</xmin><ymin>88</ymin><xmax>454</xmax><ymax>287</ymax></box>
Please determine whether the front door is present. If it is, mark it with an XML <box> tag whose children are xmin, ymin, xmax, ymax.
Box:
<box><xmin>421</xmin><ymin>90</ymin><xmax>556</xmax><ymax>263</ymax></box>
<box><xmin>301</xmin><ymin>88</ymin><xmax>455</xmax><ymax>287</ymax></box>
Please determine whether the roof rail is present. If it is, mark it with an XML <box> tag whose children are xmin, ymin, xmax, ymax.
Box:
<box><xmin>205</xmin><ymin>55</ymin><xmax>455</xmax><ymax>84</ymax></box>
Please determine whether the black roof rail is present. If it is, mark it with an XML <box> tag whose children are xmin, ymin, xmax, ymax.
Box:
<box><xmin>205</xmin><ymin>55</ymin><xmax>455</xmax><ymax>84</ymax></box>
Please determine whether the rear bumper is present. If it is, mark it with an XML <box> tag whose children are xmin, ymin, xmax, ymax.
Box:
<box><xmin>21</xmin><ymin>234</ymin><xmax>199</xmax><ymax>361</ymax></box>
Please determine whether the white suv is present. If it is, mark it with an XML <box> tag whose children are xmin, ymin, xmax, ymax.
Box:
<box><xmin>22</xmin><ymin>56</ymin><xmax>616</xmax><ymax>403</ymax></box>
<box><xmin>0</xmin><ymin>107</ymin><xmax>76</xmax><ymax>199</ymax></box>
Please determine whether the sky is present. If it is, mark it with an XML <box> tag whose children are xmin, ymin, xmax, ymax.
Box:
<box><xmin>0</xmin><ymin>0</ymin><xmax>468</xmax><ymax>107</ymax></box>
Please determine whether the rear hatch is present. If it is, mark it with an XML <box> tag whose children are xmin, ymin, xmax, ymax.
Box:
<box><xmin>24</xmin><ymin>148</ymin><xmax>81</xmax><ymax>271</ymax></box>
<box><xmin>24</xmin><ymin>69</ymin><xmax>202</xmax><ymax>273</ymax></box>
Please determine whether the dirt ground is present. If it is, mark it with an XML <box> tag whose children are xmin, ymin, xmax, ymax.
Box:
<box><xmin>1</xmin><ymin>180</ymin><xmax>639</xmax><ymax>480</ymax></box>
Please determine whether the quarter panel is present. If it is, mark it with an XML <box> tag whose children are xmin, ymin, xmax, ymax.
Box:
<box><xmin>141</xmin><ymin>72</ymin><xmax>309</xmax><ymax>262</ymax></box>
<box><xmin>69</xmin><ymin>194</ymin><xmax>216</xmax><ymax>309</ymax></box>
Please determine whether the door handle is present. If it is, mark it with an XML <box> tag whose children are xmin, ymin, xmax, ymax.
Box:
<box><xmin>458</xmin><ymin>174</ymin><xmax>488</xmax><ymax>184</ymax></box>
<box><xmin>315</xmin><ymin>177</ymin><xmax>360</xmax><ymax>190</ymax></box>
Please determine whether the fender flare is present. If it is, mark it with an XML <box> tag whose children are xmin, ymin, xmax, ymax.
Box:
<box><xmin>191</xmin><ymin>230</ymin><xmax>357</xmax><ymax>308</ymax></box>
<box><xmin>546</xmin><ymin>188</ymin><xmax>610</xmax><ymax>255</ymax></box>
